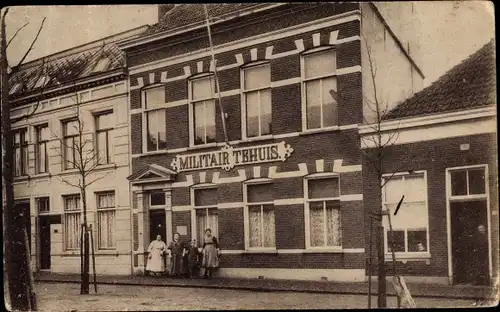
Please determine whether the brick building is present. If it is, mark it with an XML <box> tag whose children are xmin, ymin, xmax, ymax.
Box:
<box><xmin>119</xmin><ymin>3</ymin><xmax>424</xmax><ymax>280</ymax></box>
<box><xmin>9</xmin><ymin>26</ymin><xmax>147</xmax><ymax>275</ymax></box>
<box><xmin>360</xmin><ymin>40</ymin><xmax>497</xmax><ymax>285</ymax></box>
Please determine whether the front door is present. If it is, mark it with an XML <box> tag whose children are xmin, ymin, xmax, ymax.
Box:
<box><xmin>149</xmin><ymin>209</ymin><xmax>167</xmax><ymax>243</ymax></box>
<box><xmin>451</xmin><ymin>200</ymin><xmax>489</xmax><ymax>285</ymax></box>
<box><xmin>39</xmin><ymin>216</ymin><xmax>51</xmax><ymax>270</ymax></box>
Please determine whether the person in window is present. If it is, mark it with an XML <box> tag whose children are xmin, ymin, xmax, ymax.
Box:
<box><xmin>185</xmin><ymin>238</ymin><xmax>201</xmax><ymax>278</ymax></box>
<box><xmin>146</xmin><ymin>234</ymin><xmax>167</xmax><ymax>276</ymax></box>
<box><xmin>168</xmin><ymin>232</ymin><xmax>186</xmax><ymax>278</ymax></box>
<box><xmin>202</xmin><ymin>228</ymin><xmax>220</xmax><ymax>279</ymax></box>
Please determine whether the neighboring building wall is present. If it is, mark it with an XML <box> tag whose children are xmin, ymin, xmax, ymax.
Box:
<box><xmin>12</xmin><ymin>81</ymin><xmax>132</xmax><ymax>275</ymax></box>
<box><xmin>360</xmin><ymin>3</ymin><xmax>424</xmax><ymax>124</ymax></box>
<box><xmin>361</xmin><ymin>112</ymin><xmax>498</xmax><ymax>284</ymax></box>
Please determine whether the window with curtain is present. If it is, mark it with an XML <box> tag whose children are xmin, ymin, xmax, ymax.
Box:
<box><xmin>243</xmin><ymin>63</ymin><xmax>272</xmax><ymax>138</ymax></box>
<box><xmin>35</xmin><ymin>124</ymin><xmax>49</xmax><ymax>174</ymax></box>
<box><xmin>13</xmin><ymin>128</ymin><xmax>28</xmax><ymax>176</ymax></box>
<box><xmin>246</xmin><ymin>183</ymin><xmax>275</xmax><ymax>248</ymax></box>
<box><xmin>191</xmin><ymin>75</ymin><xmax>216</xmax><ymax>145</ymax></box>
<box><xmin>144</xmin><ymin>86</ymin><xmax>167</xmax><ymax>152</ymax></box>
<box><xmin>97</xmin><ymin>192</ymin><xmax>116</xmax><ymax>249</ymax></box>
<box><xmin>382</xmin><ymin>172</ymin><xmax>428</xmax><ymax>253</ymax></box>
<box><xmin>63</xmin><ymin>195</ymin><xmax>81</xmax><ymax>250</ymax></box>
<box><xmin>307</xmin><ymin>178</ymin><xmax>341</xmax><ymax>248</ymax></box>
<box><xmin>194</xmin><ymin>188</ymin><xmax>218</xmax><ymax>243</ymax></box>
<box><xmin>95</xmin><ymin>111</ymin><xmax>114</xmax><ymax>164</ymax></box>
<box><xmin>302</xmin><ymin>49</ymin><xmax>338</xmax><ymax>130</ymax></box>
<box><xmin>63</xmin><ymin>120</ymin><xmax>79</xmax><ymax>170</ymax></box>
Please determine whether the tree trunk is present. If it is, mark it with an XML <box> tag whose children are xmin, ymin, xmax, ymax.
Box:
<box><xmin>80</xmin><ymin>186</ymin><xmax>90</xmax><ymax>294</ymax></box>
<box><xmin>377</xmin><ymin>224</ymin><xmax>387</xmax><ymax>307</ymax></box>
<box><xmin>1</xmin><ymin>12</ymin><xmax>35</xmax><ymax>311</ymax></box>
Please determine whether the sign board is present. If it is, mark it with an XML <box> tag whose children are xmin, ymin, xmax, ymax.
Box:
<box><xmin>170</xmin><ymin>141</ymin><xmax>294</xmax><ymax>172</ymax></box>
<box><xmin>176</xmin><ymin>226</ymin><xmax>187</xmax><ymax>236</ymax></box>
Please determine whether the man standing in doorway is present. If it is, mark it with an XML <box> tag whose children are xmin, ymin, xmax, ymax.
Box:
<box><xmin>471</xmin><ymin>224</ymin><xmax>489</xmax><ymax>286</ymax></box>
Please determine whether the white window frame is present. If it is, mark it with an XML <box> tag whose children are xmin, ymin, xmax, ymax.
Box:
<box><xmin>62</xmin><ymin>119</ymin><xmax>79</xmax><ymax>170</ymax></box>
<box><xmin>142</xmin><ymin>85</ymin><xmax>167</xmax><ymax>153</ymax></box>
<box><xmin>191</xmin><ymin>185</ymin><xmax>218</xmax><ymax>244</ymax></box>
<box><xmin>96</xmin><ymin>191</ymin><xmax>116</xmax><ymax>250</ymax></box>
<box><xmin>243</xmin><ymin>179</ymin><xmax>276</xmax><ymax>251</ymax></box>
<box><xmin>445</xmin><ymin>164</ymin><xmax>491</xmax><ymax>282</ymax></box>
<box><xmin>149</xmin><ymin>190</ymin><xmax>167</xmax><ymax>210</ymax></box>
<box><xmin>300</xmin><ymin>46</ymin><xmax>339</xmax><ymax>132</ymax></box>
<box><xmin>304</xmin><ymin>174</ymin><xmax>343</xmax><ymax>250</ymax></box>
<box><xmin>13</xmin><ymin>128</ymin><xmax>29</xmax><ymax>177</ymax></box>
<box><xmin>94</xmin><ymin>110</ymin><xmax>114</xmax><ymax>165</ymax></box>
<box><xmin>240</xmin><ymin>61</ymin><xmax>272</xmax><ymax>139</ymax></box>
<box><xmin>36</xmin><ymin>197</ymin><xmax>50</xmax><ymax>214</ymax></box>
<box><xmin>188</xmin><ymin>73</ymin><xmax>217</xmax><ymax>147</ymax></box>
<box><xmin>63</xmin><ymin>194</ymin><xmax>82</xmax><ymax>251</ymax></box>
<box><xmin>381</xmin><ymin>170</ymin><xmax>430</xmax><ymax>259</ymax></box>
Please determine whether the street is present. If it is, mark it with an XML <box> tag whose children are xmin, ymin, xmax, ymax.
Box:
<box><xmin>30</xmin><ymin>282</ymin><xmax>479</xmax><ymax>311</ymax></box>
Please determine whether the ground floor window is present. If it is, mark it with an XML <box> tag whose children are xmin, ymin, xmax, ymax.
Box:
<box><xmin>306</xmin><ymin>177</ymin><xmax>342</xmax><ymax>248</ymax></box>
<box><xmin>245</xmin><ymin>183</ymin><xmax>276</xmax><ymax>249</ymax></box>
<box><xmin>63</xmin><ymin>195</ymin><xmax>81</xmax><ymax>250</ymax></box>
<box><xmin>382</xmin><ymin>171</ymin><xmax>429</xmax><ymax>253</ymax></box>
<box><xmin>97</xmin><ymin>192</ymin><xmax>116</xmax><ymax>249</ymax></box>
<box><xmin>194</xmin><ymin>188</ymin><xmax>218</xmax><ymax>243</ymax></box>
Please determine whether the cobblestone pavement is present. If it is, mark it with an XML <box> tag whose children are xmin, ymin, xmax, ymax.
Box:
<box><xmin>32</xmin><ymin>282</ymin><xmax>482</xmax><ymax>311</ymax></box>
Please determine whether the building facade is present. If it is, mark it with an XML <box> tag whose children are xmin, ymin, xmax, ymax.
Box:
<box><xmin>119</xmin><ymin>3</ymin><xmax>424</xmax><ymax>280</ymax></box>
<box><xmin>360</xmin><ymin>40</ymin><xmax>497</xmax><ymax>285</ymax></box>
<box><xmin>9</xmin><ymin>26</ymin><xmax>147</xmax><ymax>275</ymax></box>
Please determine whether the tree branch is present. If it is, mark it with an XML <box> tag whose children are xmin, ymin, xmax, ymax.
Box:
<box><xmin>6</xmin><ymin>21</ymin><xmax>29</xmax><ymax>49</ymax></box>
<box><xmin>85</xmin><ymin>171</ymin><xmax>111</xmax><ymax>188</ymax></box>
<box><xmin>58</xmin><ymin>175</ymin><xmax>81</xmax><ymax>189</ymax></box>
<box><xmin>12</xmin><ymin>17</ymin><xmax>46</xmax><ymax>71</ymax></box>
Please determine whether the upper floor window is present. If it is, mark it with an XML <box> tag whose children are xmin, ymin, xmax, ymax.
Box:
<box><xmin>190</xmin><ymin>75</ymin><xmax>216</xmax><ymax>145</ymax></box>
<box><xmin>245</xmin><ymin>183</ymin><xmax>275</xmax><ymax>249</ymax></box>
<box><xmin>302</xmin><ymin>49</ymin><xmax>338</xmax><ymax>130</ymax></box>
<box><xmin>13</xmin><ymin>128</ymin><xmax>28</xmax><ymax>177</ymax></box>
<box><xmin>382</xmin><ymin>172</ymin><xmax>428</xmax><ymax>254</ymax></box>
<box><xmin>144</xmin><ymin>86</ymin><xmax>167</xmax><ymax>152</ymax></box>
<box><xmin>242</xmin><ymin>63</ymin><xmax>272</xmax><ymax>138</ymax></box>
<box><xmin>35</xmin><ymin>124</ymin><xmax>49</xmax><ymax>174</ymax></box>
<box><xmin>95</xmin><ymin>111</ymin><xmax>114</xmax><ymax>165</ymax></box>
<box><xmin>306</xmin><ymin>177</ymin><xmax>342</xmax><ymax>248</ymax></box>
<box><xmin>63</xmin><ymin>120</ymin><xmax>79</xmax><ymax>170</ymax></box>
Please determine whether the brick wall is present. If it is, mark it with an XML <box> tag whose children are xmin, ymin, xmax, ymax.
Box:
<box><xmin>363</xmin><ymin>133</ymin><xmax>498</xmax><ymax>277</ymax></box>
<box><xmin>218</xmin><ymin>208</ymin><xmax>245</xmax><ymax>250</ymax></box>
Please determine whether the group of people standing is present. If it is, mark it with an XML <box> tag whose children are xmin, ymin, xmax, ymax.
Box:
<box><xmin>146</xmin><ymin>228</ymin><xmax>220</xmax><ymax>279</ymax></box>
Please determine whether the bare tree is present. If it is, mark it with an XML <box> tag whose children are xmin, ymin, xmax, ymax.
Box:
<box><xmin>1</xmin><ymin>7</ymin><xmax>46</xmax><ymax>311</ymax></box>
<box><xmin>360</xmin><ymin>36</ymin><xmax>417</xmax><ymax>308</ymax></box>
<box><xmin>51</xmin><ymin>92</ymin><xmax>112</xmax><ymax>294</ymax></box>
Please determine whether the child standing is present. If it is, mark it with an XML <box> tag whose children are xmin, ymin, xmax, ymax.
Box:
<box><xmin>186</xmin><ymin>239</ymin><xmax>201</xmax><ymax>278</ymax></box>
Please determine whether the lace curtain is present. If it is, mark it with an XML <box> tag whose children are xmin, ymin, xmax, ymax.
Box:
<box><xmin>65</xmin><ymin>212</ymin><xmax>81</xmax><ymax>250</ymax></box>
<box><xmin>248</xmin><ymin>205</ymin><xmax>275</xmax><ymax>248</ymax></box>
<box><xmin>309</xmin><ymin>201</ymin><xmax>341</xmax><ymax>247</ymax></box>
<box><xmin>98</xmin><ymin>210</ymin><xmax>115</xmax><ymax>249</ymax></box>
<box><xmin>197</xmin><ymin>208</ymin><xmax>218</xmax><ymax>243</ymax></box>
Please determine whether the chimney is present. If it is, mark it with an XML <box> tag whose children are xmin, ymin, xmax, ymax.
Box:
<box><xmin>158</xmin><ymin>4</ymin><xmax>175</xmax><ymax>22</ymax></box>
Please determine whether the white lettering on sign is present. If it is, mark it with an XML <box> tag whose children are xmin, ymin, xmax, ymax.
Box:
<box><xmin>170</xmin><ymin>141</ymin><xmax>294</xmax><ymax>172</ymax></box>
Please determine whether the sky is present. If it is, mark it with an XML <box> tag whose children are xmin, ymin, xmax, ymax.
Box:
<box><xmin>3</xmin><ymin>3</ymin><xmax>495</xmax><ymax>86</ymax></box>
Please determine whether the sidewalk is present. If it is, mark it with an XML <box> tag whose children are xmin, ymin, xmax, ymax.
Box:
<box><xmin>34</xmin><ymin>271</ymin><xmax>497</xmax><ymax>301</ymax></box>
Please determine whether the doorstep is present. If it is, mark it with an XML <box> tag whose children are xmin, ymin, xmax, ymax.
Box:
<box><xmin>33</xmin><ymin>272</ymin><xmax>497</xmax><ymax>300</ymax></box>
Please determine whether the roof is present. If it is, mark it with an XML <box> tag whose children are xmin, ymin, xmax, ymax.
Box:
<box><xmin>8</xmin><ymin>26</ymin><xmax>148</xmax><ymax>99</ymax></box>
<box><xmin>142</xmin><ymin>3</ymin><xmax>268</xmax><ymax>37</ymax></box>
<box><xmin>385</xmin><ymin>40</ymin><xmax>496</xmax><ymax>120</ymax></box>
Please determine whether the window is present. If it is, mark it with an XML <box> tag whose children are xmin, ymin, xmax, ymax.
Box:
<box><xmin>95</xmin><ymin>111</ymin><xmax>114</xmax><ymax>165</ymax></box>
<box><xmin>190</xmin><ymin>76</ymin><xmax>216</xmax><ymax>145</ymax></box>
<box><xmin>63</xmin><ymin>195</ymin><xmax>81</xmax><ymax>250</ymax></box>
<box><xmin>302</xmin><ymin>49</ymin><xmax>338</xmax><ymax>130</ymax></box>
<box><xmin>36</xmin><ymin>197</ymin><xmax>50</xmax><ymax>214</ymax></box>
<box><xmin>242</xmin><ymin>64</ymin><xmax>272</xmax><ymax>138</ymax></box>
<box><xmin>35</xmin><ymin>124</ymin><xmax>49</xmax><ymax>173</ymax></box>
<box><xmin>93</xmin><ymin>57</ymin><xmax>111</xmax><ymax>73</ymax></box>
<box><xmin>13</xmin><ymin>129</ymin><xmax>28</xmax><ymax>176</ymax></box>
<box><xmin>382</xmin><ymin>172</ymin><xmax>428</xmax><ymax>253</ymax></box>
<box><xmin>149</xmin><ymin>191</ymin><xmax>166</xmax><ymax>208</ymax></box>
<box><xmin>306</xmin><ymin>178</ymin><xmax>342</xmax><ymax>248</ymax></box>
<box><xmin>97</xmin><ymin>192</ymin><xmax>116</xmax><ymax>249</ymax></box>
<box><xmin>144</xmin><ymin>86</ymin><xmax>167</xmax><ymax>152</ymax></box>
<box><xmin>450</xmin><ymin>168</ymin><xmax>486</xmax><ymax>196</ymax></box>
<box><xmin>34</xmin><ymin>75</ymin><xmax>50</xmax><ymax>89</ymax></box>
<box><xmin>63</xmin><ymin>120</ymin><xmax>79</xmax><ymax>170</ymax></box>
<box><xmin>194</xmin><ymin>188</ymin><xmax>218</xmax><ymax>243</ymax></box>
<box><xmin>245</xmin><ymin>183</ymin><xmax>275</xmax><ymax>248</ymax></box>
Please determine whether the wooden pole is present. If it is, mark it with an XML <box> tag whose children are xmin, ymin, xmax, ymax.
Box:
<box><xmin>80</xmin><ymin>224</ymin><xmax>84</xmax><ymax>294</ymax></box>
<box><xmin>89</xmin><ymin>224</ymin><xmax>97</xmax><ymax>293</ymax></box>
<box><xmin>368</xmin><ymin>215</ymin><xmax>373</xmax><ymax>309</ymax></box>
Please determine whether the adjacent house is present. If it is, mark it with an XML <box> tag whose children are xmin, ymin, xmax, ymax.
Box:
<box><xmin>9</xmin><ymin>26</ymin><xmax>147</xmax><ymax>275</ymax></box>
<box><xmin>360</xmin><ymin>40</ymin><xmax>497</xmax><ymax>285</ymax></box>
<box><xmin>118</xmin><ymin>3</ymin><xmax>424</xmax><ymax>280</ymax></box>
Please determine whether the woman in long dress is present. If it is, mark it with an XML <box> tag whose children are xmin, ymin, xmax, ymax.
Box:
<box><xmin>146</xmin><ymin>235</ymin><xmax>167</xmax><ymax>276</ymax></box>
<box><xmin>168</xmin><ymin>233</ymin><xmax>186</xmax><ymax>278</ymax></box>
<box><xmin>202</xmin><ymin>228</ymin><xmax>220</xmax><ymax>279</ymax></box>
